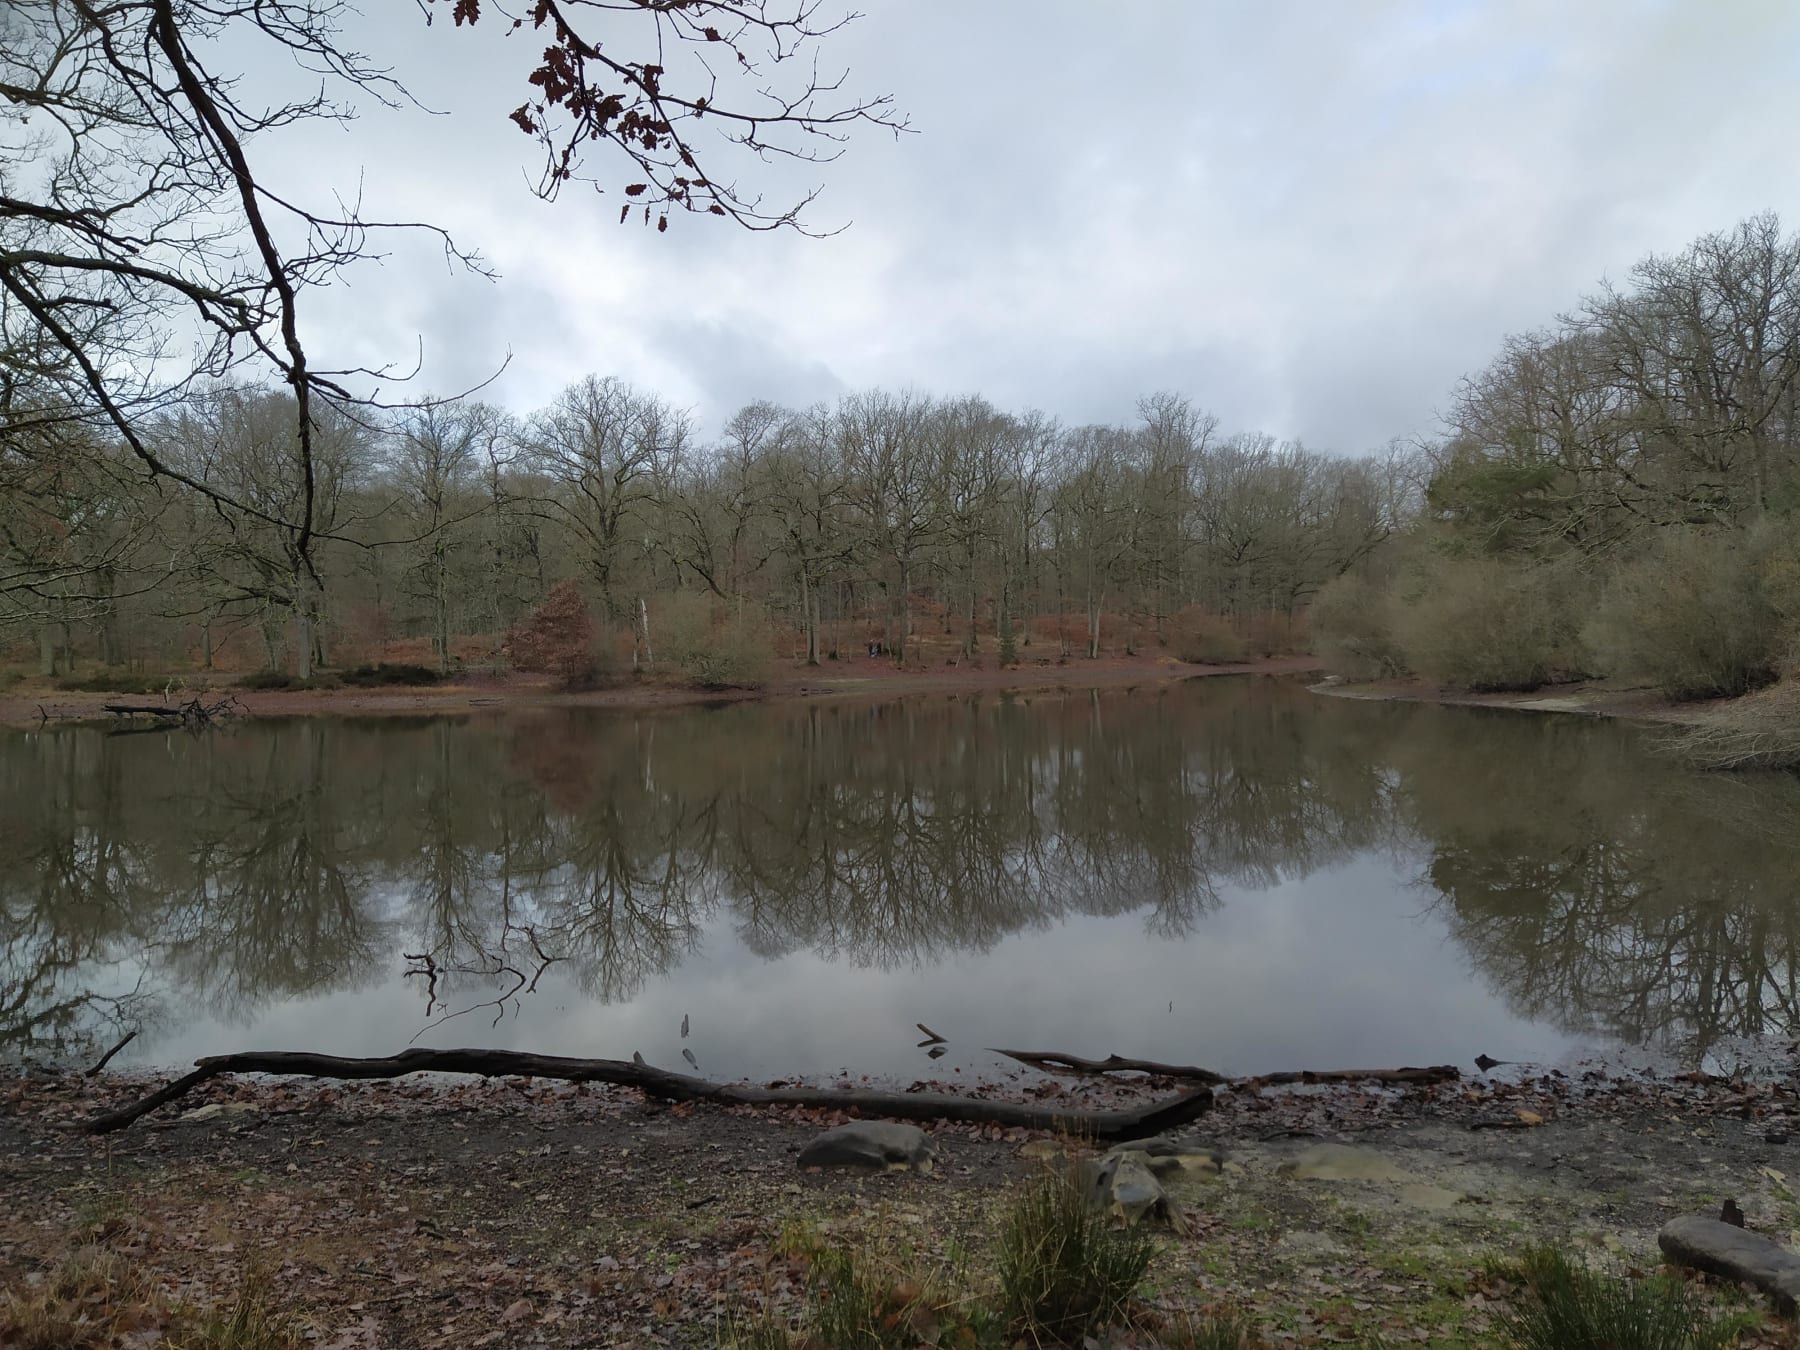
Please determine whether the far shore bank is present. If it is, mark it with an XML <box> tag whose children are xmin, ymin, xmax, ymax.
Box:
<box><xmin>0</xmin><ymin>653</ymin><xmax>1324</xmax><ymax>730</ymax></box>
<box><xmin>1308</xmin><ymin>673</ymin><xmax>1715</xmax><ymax>727</ymax></box>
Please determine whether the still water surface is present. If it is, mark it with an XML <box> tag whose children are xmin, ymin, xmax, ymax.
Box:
<box><xmin>5</xmin><ymin>677</ymin><xmax>1799</xmax><ymax>1080</ymax></box>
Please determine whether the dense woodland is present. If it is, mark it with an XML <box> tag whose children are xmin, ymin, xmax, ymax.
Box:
<box><xmin>9</xmin><ymin>216</ymin><xmax>1800</xmax><ymax>704</ymax></box>
<box><xmin>3</xmin><ymin>380</ymin><xmax>1415</xmax><ymax>679</ymax></box>
<box><xmin>1315</xmin><ymin>212</ymin><xmax>1800</xmax><ymax>719</ymax></box>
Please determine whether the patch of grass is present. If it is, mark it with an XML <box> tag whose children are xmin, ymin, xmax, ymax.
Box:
<box><xmin>716</xmin><ymin>1313</ymin><xmax>797</xmax><ymax>1349</ymax></box>
<box><xmin>1503</xmin><ymin>1246</ymin><xmax>1751</xmax><ymax>1350</ymax></box>
<box><xmin>996</xmin><ymin>1163</ymin><xmax>1154</xmax><ymax>1342</ymax></box>
<box><xmin>172</xmin><ymin>1268</ymin><xmax>301</xmax><ymax>1350</ymax></box>
<box><xmin>1154</xmin><ymin>1311</ymin><xmax>1265</xmax><ymax>1347</ymax></box>
<box><xmin>0</xmin><ymin>1249</ymin><xmax>154</xmax><ymax>1349</ymax></box>
<box><xmin>1</xmin><ymin>1247</ymin><xmax>301</xmax><ymax>1350</ymax></box>
<box><xmin>768</xmin><ymin>1224</ymin><xmax>1004</xmax><ymax>1349</ymax></box>
<box><xmin>793</xmin><ymin>1236</ymin><xmax>966</xmax><ymax>1348</ymax></box>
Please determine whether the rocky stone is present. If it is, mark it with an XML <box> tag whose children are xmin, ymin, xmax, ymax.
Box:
<box><xmin>176</xmin><ymin>1102</ymin><xmax>258</xmax><ymax>1123</ymax></box>
<box><xmin>1659</xmin><ymin>1214</ymin><xmax>1800</xmax><ymax>1313</ymax></box>
<box><xmin>1278</xmin><ymin>1143</ymin><xmax>1412</xmax><ymax>1184</ymax></box>
<box><xmin>1398</xmin><ymin>1182</ymin><xmax>1465</xmax><ymax>1211</ymax></box>
<box><xmin>1104</xmin><ymin>1135</ymin><xmax>1225</xmax><ymax>1177</ymax></box>
<box><xmin>796</xmin><ymin>1120</ymin><xmax>936</xmax><ymax>1172</ymax></box>
<box><xmin>1084</xmin><ymin>1151</ymin><xmax>1185</xmax><ymax>1230</ymax></box>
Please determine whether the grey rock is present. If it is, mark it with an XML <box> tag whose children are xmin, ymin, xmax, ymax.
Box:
<box><xmin>1659</xmin><ymin>1214</ymin><xmax>1800</xmax><ymax>1313</ymax></box>
<box><xmin>797</xmin><ymin>1121</ymin><xmax>936</xmax><ymax>1172</ymax></box>
<box><xmin>1084</xmin><ymin>1151</ymin><xmax>1185</xmax><ymax>1230</ymax></box>
<box><xmin>1105</xmin><ymin>1136</ymin><xmax>1225</xmax><ymax>1177</ymax></box>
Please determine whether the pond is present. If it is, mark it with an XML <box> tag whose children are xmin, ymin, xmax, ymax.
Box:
<box><xmin>5</xmin><ymin>677</ymin><xmax>1799</xmax><ymax>1082</ymax></box>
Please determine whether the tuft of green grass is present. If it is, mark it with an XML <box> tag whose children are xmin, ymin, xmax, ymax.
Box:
<box><xmin>996</xmin><ymin>1163</ymin><xmax>1154</xmax><ymax>1342</ymax></box>
<box><xmin>1503</xmin><ymin>1246</ymin><xmax>1750</xmax><ymax>1350</ymax></box>
<box><xmin>715</xmin><ymin>1311</ymin><xmax>798</xmax><ymax>1349</ymax></box>
<box><xmin>172</xmin><ymin>1268</ymin><xmax>301</xmax><ymax>1350</ymax></box>
<box><xmin>771</xmin><ymin>1226</ymin><xmax>1004</xmax><ymax>1350</ymax></box>
<box><xmin>802</xmin><ymin>1240</ymin><xmax>943</xmax><ymax>1349</ymax></box>
<box><xmin>1154</xmin><ymin>1311</ymin><xmax>1265</xmax><ymax>1347</ymax></box>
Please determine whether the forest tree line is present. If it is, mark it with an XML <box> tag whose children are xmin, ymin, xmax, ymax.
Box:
<box><xmin>9</xmin><ymin>212</ymin><xmax>1800</xmax><ymax>704</ymax></box>
<box><xmin>1316</xmin><ymin>212</ymin><xmax>1800</xmax><ymax>713</ymax></box>
<box><xmin>3</xmin><ymin>380</ymin><xmax>1414</xmax><ymax>681</ymax></box>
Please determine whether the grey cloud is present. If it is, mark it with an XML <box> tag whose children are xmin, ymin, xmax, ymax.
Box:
<box><xmin>642</xmin><ymin>317</ymin><xmax>848</xmax><ymax>423</ymax></box>
<box><xmin>236</xmin><ymin>0</ymin><xmax>1800</xmax><ymax>445</ymax></box>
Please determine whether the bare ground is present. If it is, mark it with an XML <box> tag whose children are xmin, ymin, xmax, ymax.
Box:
<box><xmin>6</xmin><ymin>1064</ymin><xmax>1800</xmax><ymax>1346</ymax></box>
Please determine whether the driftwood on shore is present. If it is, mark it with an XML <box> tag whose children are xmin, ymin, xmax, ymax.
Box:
<box><xmin>991</xmin><ymin>1048</ymin><xmax>1459</xmax><ymax>1091</ymax></box>
<box><xmin>84</xmin><ymin>1047</ymin><xmax>1214</xmax><ymax>1139</ymax></box>
<box><xmin>101</xmin><ymin>695</ymin><xmax>240</xmax><ymax>730</ymax></box>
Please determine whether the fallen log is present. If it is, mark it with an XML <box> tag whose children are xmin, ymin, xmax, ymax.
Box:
<box><xmin>100</xmin><ymin>696</ymin><xmax>240</xmax><ymax>729</ymax></box>
<box><xmin>990</xmin><ymin>1048</ymin><xmax>1458</xmax><ymax>1091</ymax></box>
<box><xmin>84</xmin><ymin>1047</ymin><xmax>1212</xmax><ymax>1139</ymax></box>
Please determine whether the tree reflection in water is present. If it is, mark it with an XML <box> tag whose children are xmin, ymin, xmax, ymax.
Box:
<box><xmin>2</xmin><ymin>680</ymin><xmax>1797</xmax><ymax>1066</ymax></box>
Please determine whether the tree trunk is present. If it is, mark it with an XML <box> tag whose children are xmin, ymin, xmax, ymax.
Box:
<box><xmin>896</xmin><ymin>558</ymin><xmax>911</xmax><ymax>668</ymax></box>
<box><xmin>801</xmin><ymin>567</ymin><xmax>818</xmax><ymax>664</ymax></box>
<box><xmin>637</xmin><ymin>596</ymin><xmax>653</xmax><ymax>670</ymax></box>
<box><xmin>59</xmin><ymin>598</ymin><xmax>76</xmax><ymax>675</ymax></box>
<box><xmin>38</xmin><ymin>626</ymin><xmax>57</xmax><ymax>677</ymax></box>
<box><xmin>296</xmin><ymin>609</ymin><xmax>315</xmax><ymax>681</ymax></box>
<box><xmin>293</xmin><ymin>575</ymin><xmax>321</xmax><ymax>681</ymax></box>
<box><xmin>261</xmin><ymin>613</ymin><xmax>281</xmax><ymax>671</ymax></box>
<box><xmin>434</xmin><ymin>552</ymin><xmax>451</xmax><ymax>675</ymax></box>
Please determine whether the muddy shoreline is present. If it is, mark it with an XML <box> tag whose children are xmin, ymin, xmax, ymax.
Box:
<box><xmin>1</xmin><ymin>653</ymin><xmax>1324</xmax><ymax>731</ymax></box>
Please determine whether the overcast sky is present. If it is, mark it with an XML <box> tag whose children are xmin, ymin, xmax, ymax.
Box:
<box><xmin>257</xmin><ymin>0</ymin><xmax>1800</xmax><ymax>453</ymax></box>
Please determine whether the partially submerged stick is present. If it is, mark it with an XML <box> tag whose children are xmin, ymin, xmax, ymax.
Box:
<box><xmin>85</xmin><ymin>1029</ymin><xmax>138</xmax><ymax>1077</ymax></box>
<box><xmin>990</xmin><ymin>1048</ymin><xmax>1458</xmax><ymax>1090</ymax></box>
<box><xmin>84</xmin><ymin>1047</ymin><xmax>1213</xmax><ymax>1139</ymax></box>
<box><xmin>991</xmin><ymin>1049</ymin><xmax>1228</xmax><ymax>1084</ymax></box>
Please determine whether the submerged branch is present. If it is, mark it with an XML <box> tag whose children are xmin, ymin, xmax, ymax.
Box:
<box><xmin>991</xmin><ymin>1047</ymin><xmax>1459</xmax><ymax>1091</ymax></box>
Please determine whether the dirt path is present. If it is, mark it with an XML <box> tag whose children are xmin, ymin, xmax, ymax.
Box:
<box><xmin>5</xmin><ymin>1066</ymin><xmax>1797</xmax><ymax>1346</ymax></box>
<box><xmin>1</xmin><ymin>654</ymin><xmax>1321</xmax><ymax>730</ymax></box>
